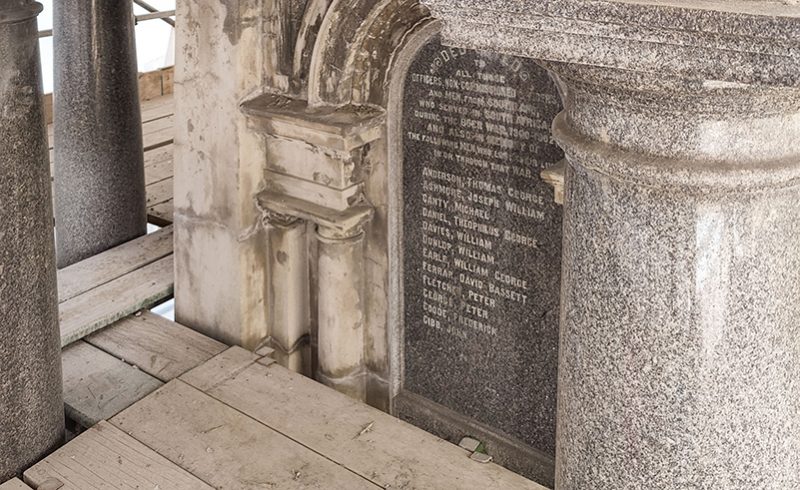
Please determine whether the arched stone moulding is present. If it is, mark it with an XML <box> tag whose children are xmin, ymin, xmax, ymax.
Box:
<box><xmin>423</xmin><ymin>0</ymin><xmax>800</xmax><ymax>488</ymax></box>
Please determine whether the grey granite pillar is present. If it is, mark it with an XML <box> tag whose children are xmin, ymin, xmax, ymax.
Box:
<box><xmin>316</xmin><ymin>224</ymin><xmax>367</xmax><ymax>400</ymax></box>
<box><xmin>552</xmin><ymin>66</ymin><xmax>800</xmax><ymax>489</ymax></box>
<box><xmin>53</xmin><ymin>0</ymin><xmax>146</xmax><ymax>267</ymax></box>
<box><xmin>422</xmin><ymin>0</ymin><xmax>800</xmax><ymax>487</ymax></box>
<box><xmin>265</xmin><ymin>213</ymin><xmax>311</xmax><ymax>375</ymax></box>
<box><xmin>0</xmin><ymin>0</ymin><xmax>64</xmax><ymax>480</ymax></box>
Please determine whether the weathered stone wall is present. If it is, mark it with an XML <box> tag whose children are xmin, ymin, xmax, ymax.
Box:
<box><xmin>175</xmin><ymin>0</ymin><xmax>433</xmax><ymax>406</ymax></box>
<box><xmin>174</xmin><ymin>0</ymin><xmax>270</xmax><ymax>348</ymax></box>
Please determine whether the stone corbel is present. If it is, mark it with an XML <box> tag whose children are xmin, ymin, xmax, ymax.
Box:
<box><xmin>540</xmin><ymin>160</ymin><xmax>566</xmax><ymax>205</ymax></box>
<box><xmin>244</xmin><ymin>94</ymin><xmax>382</xmax><ymax>399</ymax></box>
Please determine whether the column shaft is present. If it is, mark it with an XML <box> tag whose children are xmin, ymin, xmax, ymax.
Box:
<box><xmin>0</xmin><ymin>1</ymin><xmax>64</xmax><ymax>480</ymax></box>
<box><xmin>316</xmin><ymin>226</ymin><xmax>367</xmax><ymax>400</ymax></box>
<box><xmin>267</xmin><ymin>216</ymin><xmax>311</xmax><ymax>375</ymax></box>
<box><xmin>554</xmin><ymin>72</ymin><xmax>800</xmax><ymax>488</ymax></box>
<box><xmin>53</xmin><ymin>0</ymin><xmax>146</xmax><ymax>267</ymax></box>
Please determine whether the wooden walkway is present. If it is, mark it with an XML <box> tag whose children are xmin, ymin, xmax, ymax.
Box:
<box><xmin>34</xmin><ymin>340</ymin><xmax>544</xmax><ymax>489</ymax></box>
<box><xmin>7</xmin><ymin>93</ymin><xmax>547</xmax><ymax>489</ymax></box>
<box><xmin>47</xmin><ymin>93</ymin><xmax>176</xmax><ymax>226</ymax></box>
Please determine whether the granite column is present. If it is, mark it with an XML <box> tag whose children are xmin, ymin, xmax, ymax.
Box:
<box><xmin>53</xmin><ymin>0</ymin><xmax>146</xmax><ymax>267</ymax></box>
<box><xmin>551</xmin><ymin>66</ymin><xmax>800</xmax><ymax>489</ymax></box>
<box><xmin>0</xmin><ymin>0</ymin><xmax>64</xmax><ymax>479</ymax></box>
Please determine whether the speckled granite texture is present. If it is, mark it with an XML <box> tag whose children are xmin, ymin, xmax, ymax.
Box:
<box><xmin>421</xmin><ymin>0</ymin><xmax>800</xmax><ymax>487</ymax></box>
<box><xmin>53</xmin><ymin>0</ymin><xmax>146</xmax><ymax>267</ymax></box>
<box><xmin>423</xmin><ymin>0</ymin><xmax>800</xmax><ymax>88</ymax></box>
<box><xmin>0</xmin><ymin>0</ymin><xmax>64</xmax><ymax>480</ymax></box>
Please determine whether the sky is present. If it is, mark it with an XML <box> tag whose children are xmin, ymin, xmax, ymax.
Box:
<box><xmin>37</xmin><ymin>0</ymin><xmax>176</xmax><ymax>93</ymax></box>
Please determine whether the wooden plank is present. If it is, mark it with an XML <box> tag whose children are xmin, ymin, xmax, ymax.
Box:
<box><xmin>138</xmin><ymin>70</ymin><xmax>164</xmax><ymax>101</ymax></box>
<box><xmin>59</xmin><ymin>255</ymin><xmax>174</xmax><ymax>347</ymax></box>
<box><xmin>148</xmin><ymin>199</ymin><xmax>174</xmax><ymax>226</ymax></box>
<box><xmin>24</xmin><ymin>421</ymin><xmax>212</xmax><ymax>490</ymax></box>
<box><xmin>0</xmin><ymin>478</ymin><xmax>30</xmax><ymax>490</ymax></box>
<box><xmin>57</xmin><ymin>226</ymin><xmax>173</xmax><ymax>303</ymax></box>
<box><xmin>180</xmin><ymin>347</ymin><xmax>261</xmax><ymax>392</ymax></box>
<box><xmin>143</xmin><ymin>114</ymin><xmax>174</xmax><ymax>137</ymax></box>
<box><xmin>183</xmin><ymin>351</ymin><xmax>546</xmax><ymax>490</ymax></box>
<box><xmin>143</xmin><ymin>125</ymin><xmax>174</xmax><ymax>151</ymax></box>
<box><xmin>162</xmin><ymin>66</ymin><xmax>174</xmax><ymax>95</ymax></box>
<box><xmin>61</xmin><ymin>341</ymin><xmax>163</xmax><ymax>428</ymax></box>
<box><xmin>140</xmin><ymin>94</ymin><xmax>175</xmax><ymax>124</ymax></box>
<box><xmin>144</xmin><ymin>144</ymin><xmax>174</xmax><ymax>186</ymax></box>
<box><xmin>146</xmin><ymin>177</ymin><xmax>172</xmax><ymax>207</ymax></box>
<box><xmin>43</xmin><ymin>92</ymin><xmax>53</xmax><ymax>125</ymax></box>
<box><xmin>111</xmin><ymin>381</ymin><xmax>379</xmax><ymax>489</ymax></box>
<box><xmin>86</xmin><ymin>312</ymin><xmax>227</xmax><ymax>382</ymax></box>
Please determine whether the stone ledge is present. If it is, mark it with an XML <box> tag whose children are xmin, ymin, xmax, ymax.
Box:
<box><xmin>423</xmin><ymin>0</ymin><xmax>800</xmax><ymax>87</ymax></box>
<box><xmin>257</xmin><ymin>190</ymin><xmax>374</xmax><ymax>236</ymax></box>
<box><xmin>241</xmin><ymin>93</ymin><xmax>386</xmax><ymax>152</ymax></box>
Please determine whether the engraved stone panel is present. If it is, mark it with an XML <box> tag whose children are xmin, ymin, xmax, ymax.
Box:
<box><xmin>396</xmin><ymin>36</ymin><xmax>564</xmax><ymax>481</ymax></box>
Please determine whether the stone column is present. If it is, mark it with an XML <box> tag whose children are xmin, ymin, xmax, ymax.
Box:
<box><xmin>424</xmin><ymin>1</ymin><xmax>800</xmax><ymax>487</ymax></box>
<box><xmin>264</xmin><ymin>213</ymin><xmax>311</xmax><ymax>375</ymax></box>
<box><xmin>53</xmin><ymin>0</ymin><xmax>146</xmax><ymax>267</ymax></box>
<box><xmin>0</xmin><ymin>0</ymin><xmax>64</xmax><ymax>480</ymax></box>
<box><xmin>552</xmin><ymin>67</ymin><xmax>800</xmax><ymax>489</ymax></box>
<box><xmin>316</xmin><ymin>223</ymin><xmax>368</xmax><ymax>400</ymax></box>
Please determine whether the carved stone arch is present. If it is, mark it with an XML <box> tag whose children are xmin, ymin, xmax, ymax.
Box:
<box><xmin>307</xmin><ymin>0</ymin><xmax>431</xmax><ymax>107</ymax></box>
<box><xmin>292</xmin><ymin>0</ymin><xmax>331</xmax><ymax>96</ymax></box>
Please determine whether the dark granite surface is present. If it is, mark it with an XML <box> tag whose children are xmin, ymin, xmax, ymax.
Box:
<box><xmin>53</xmin><ymin>0</ymin><xmax>147</xmax><ymax>267</ymax></box>
<box><xmin>400</xmin><ymin>36</ymin><xmax>564</xmax><ymax>458</ymax></box>
<box><xmin>0</xmin><ymin>1</ymin><xmax>64</xmax><ymax>480</ymax></box>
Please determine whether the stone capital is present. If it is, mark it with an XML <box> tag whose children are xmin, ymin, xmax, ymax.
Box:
<box><xmin>425</xmin><ymin>0</ymin><xmax>800</xmax><ymax>193</ymax></box>
<box><xmin>256</xmin><ymin>190</ymin><xmax>374</xmax><ymax>240</ymax></box>
<box><xmin>0</xmin><ymin>0</ymin><xmax>42</xmax><ymax>24</ymax></box>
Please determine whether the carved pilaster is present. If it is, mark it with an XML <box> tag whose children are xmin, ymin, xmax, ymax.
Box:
<box><xmin>245</xmin><ymin>94</ymin><xmax>382</xmax><ymax>399</ymax></box>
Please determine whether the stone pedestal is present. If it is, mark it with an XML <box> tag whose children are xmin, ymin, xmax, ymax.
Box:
<box><xmin>0</xmin><ymin>0</ymin><xmax>64</xmax><ymax>480</ymax></box>
<box><xmin>424</xmin><ymin>0</ymin><xmax>800</xmax><ymax>487</ymax></box>
<box><xmin>264</xmin><ymin>213</ymin><xmax>311</xmax><ymax>375</ymax></box>
<box><xmin>53</xmin><ymin>0</ymin><xmax>146</xmax><ymax>267</ymax></box>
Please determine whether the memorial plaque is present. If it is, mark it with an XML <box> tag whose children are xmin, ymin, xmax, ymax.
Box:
<box><xmin>397</xmin><ymin>36</ymin><xmax>564</xmax><ymax>478</ymax></box>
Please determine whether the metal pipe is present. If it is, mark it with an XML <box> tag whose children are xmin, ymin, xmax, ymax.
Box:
<box><xmin>132</xmin><ymin>0</ymin><xmax>175</xmax><ymax>27</ymax></box>
<box><xmin>38</xmin><ymin>6</ymin><xmax>175</xmax><ymax>38</ymax></box>
<box><xmin>134</xmin><ymin>9</ymin><xmax>176</xmax><ymax>25</ymax></box>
